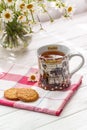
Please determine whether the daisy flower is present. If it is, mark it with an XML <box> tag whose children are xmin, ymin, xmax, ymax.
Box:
<box><xmin>65</xmin><ymin>5</ymin><xmax>75</xmax><ymax>17</ymax></box>
<box><xmin>26</xmin><ymin>2</ymin><xmax>37</xmax><ymax>23</ymax></box>
<box><xmin>26</xmin><ymin>2</ymin><xmax>44</xmax><ymax>14</ymax></box>
<box><xmin>64</xmin><ymin>2</ymin><xmax>75</xmax><ymax>18</ymax></box>
<box><xmin>26</xmin><ymin>2</ymin><xmax>39</xmax><ymax>14</ymax></box>
<box><xmin>17</xmin><ymin>15</ymin><xmax>26</xmax><ymax>23</ymax></box>
<box><xmin>16</xmin><ymin>0</ymin><xmax>26</xmax><ymax>11</ymax></box>
<box><xmin>1</xmin><ymin>9</ymin><xmax>14</xmax><ymax>23</ymax></box>
<box><xmin>4</xmin><ymin>0</ymin><xmax>14</xmax><ymax>6</ymax></box>
<box><xmin>28</xmin><ymin>73</ymin><xmax>37</xmax><ymax>82</ymax></box>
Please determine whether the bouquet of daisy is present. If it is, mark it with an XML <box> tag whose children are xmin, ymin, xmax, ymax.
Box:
<box><xmin>0</xmin><ymin>0</ymin><xmax>73</xmax><ymax>49</ymax></box>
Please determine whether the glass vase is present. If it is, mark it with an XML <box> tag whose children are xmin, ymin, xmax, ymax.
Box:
<box><xmin>0</xmin><ymin>30</ymin><xmax>31</xmax><ymax>50</ymax></box>
<box><xmin>0</xmin><ymin>30</ymin><xmax>32</xmax><ymax>61</ymax></box>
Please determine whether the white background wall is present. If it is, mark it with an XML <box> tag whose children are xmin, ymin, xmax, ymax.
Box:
<box><xmin>65</xmin><ymin>0</ymin><xmax>87</xmax><ymax>14</ymax></box>
<box><xmin>39</xmin><ymin>0</ymin><xmax>87</xmax><ymax>22</ymax></box>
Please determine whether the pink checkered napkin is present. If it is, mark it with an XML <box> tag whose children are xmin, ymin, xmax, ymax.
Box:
<box><xmin>0</xmin><ymin>64</ymin><xmax>82</xmax><ymax>116</ymax></box>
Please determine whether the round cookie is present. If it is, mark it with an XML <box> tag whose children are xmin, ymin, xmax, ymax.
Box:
<box><xmin>17</xmin><ymin>88</ymin><xmax>39</xmax><ymax>102</ymax></box>
<box><xmin>4</xmin><ymin>88</ymin><xmax>19</xmax><ymax>100</ymax></box>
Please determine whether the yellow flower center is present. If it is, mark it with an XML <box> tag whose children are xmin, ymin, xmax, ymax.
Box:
<box><xmin>7</xmin><ymin>0</ymin><xmax>12</xmax><ymax>2</ymax></box>
<box><xmin>68</xmin><ymin>7</ymin><xmax>73</xmax><ymax>13</ymax></box>
<box><xmin>30</xmin><ymin>75</ymin><xmax>36</xmax><ymax>80</ymax></box>
<box><xmin>27</xmin><ymin>4</ymin><xmax>33</xmax><ymax>9</ymax></box>
<box><xmin>20</xmin><ymin>3</ymin><xmax>25</xmax><ymax>9</ymax></box>
<box><xmin>5</xmin><ymin>13</ymin><xmax>11</xmax><ymax>19</ymax></box>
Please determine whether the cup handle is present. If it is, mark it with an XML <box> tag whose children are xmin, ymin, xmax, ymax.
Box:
<box><xmin>69</xmin><ymin>52</ymin><xmax>84</xmax><ymax>77</ymax></box>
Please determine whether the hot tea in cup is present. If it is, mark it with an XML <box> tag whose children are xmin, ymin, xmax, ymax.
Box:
<box><xmin>37</xmin><ymin>44</ymin><xmax>84</xmax><ymax>90</ymax></box>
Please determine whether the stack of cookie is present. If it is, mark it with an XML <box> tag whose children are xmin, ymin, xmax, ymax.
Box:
<box><xmin>4</xmin><ymin>88</ymin><xmax>39</xmax><ymax>102</ymax></box>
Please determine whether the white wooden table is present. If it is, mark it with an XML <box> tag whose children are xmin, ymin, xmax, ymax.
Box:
<box><xmin>0</xmin><ymin>12</ymin><xmax>87</xmax><ymax>130</ymax></box>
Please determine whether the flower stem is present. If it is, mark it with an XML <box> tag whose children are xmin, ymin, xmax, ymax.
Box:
<box><xmin>37</xmin><ymin>15</ymin><xmax>44</xmax><ymax>30</ymax></box>
<box><xmin>30</xmin><ymin>10</ymin><xmax>35</xmax><ymax>23</ymax></box>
